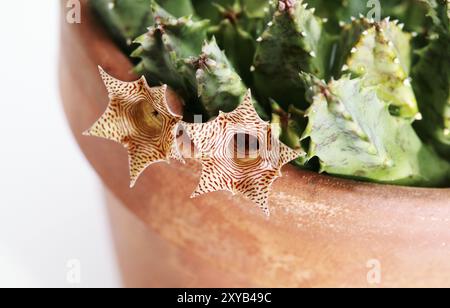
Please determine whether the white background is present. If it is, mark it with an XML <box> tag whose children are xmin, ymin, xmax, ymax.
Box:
<box><xmin>0</xmin><ymin>0</ymin><xmax>121</xmax><ymax>287</ymax></box>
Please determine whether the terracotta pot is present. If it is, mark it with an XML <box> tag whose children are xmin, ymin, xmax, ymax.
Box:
<box><xmin>59</xmin><ymin>1</ymin><xmax>450</xmax><ymax>287</ymax></box>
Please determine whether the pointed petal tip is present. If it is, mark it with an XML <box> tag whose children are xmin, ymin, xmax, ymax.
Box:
<box><xmin>139</xmin><ymin>74</ymin><xmax>149</xmax><ymax>85</ymax></box>
<box><xmin>98</xmin><ymin>65</ymin><xmax>110</xmax><ymax>78</ymax></box>
<box><xmin>97</xmin><ymin>65</ymin><xmax>105</xmax><ymax>74</ymax></box>
<box><xmin>129</xmin><ymin>180</ymin><xmax>136</xmax><ymax>189</ymax></box>
<box><xmin>190</xmin><ymin>192</ymin><xmax>199</xmax><ymax>199</ymax></box>
<box><xmin>245</xmin><ymin>93</ymin><xmax>253</xmax><ymax>106</ymax></box>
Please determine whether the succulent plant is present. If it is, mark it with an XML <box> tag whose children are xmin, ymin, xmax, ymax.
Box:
<box><xmin>339</xmin><ymin>17</ymin><xmax>420</xmax><ymax>120</ymax></box>
<box><xmin>304</xmin><ymin>0</ymin><xmax>368</xmax><ymax>28</ymax></box>
<box><xmin>382</xmin><ymin>0</ymin><xmax>431</xmax><ymax>33</ymax></box>
<box><xmin>90</xmin><ymin>0</ymin><xmax>155</xmax><ymax>51</ymax></box>
<box><xmin>412</xmin><ymin>0</ymin><xmax>450</xmax><ymax>159</ymax></box>
<box><xmin>252</xmin><ymin>0</ymin><xmax>333</xmax><ymax>110</ymax></box>
<box><xmin>193</xmin><ymin>0</ymin><xmax>273</xmax><ymax>86</ymax></box>
<box><xmin>193</xmin><ymin>38</ymin><xmax>266</xmax><ymax>118</ymax></box>
<box><xmin>91</xmin><ymin>0</ymin><xmax>450</xmax><ymax>187</ymax></box>
<box><xmin>193</xmin><ymin>0</ymin><xmax>269</xmax><ymax>26</ymax></box>
<box><xmin>301</xmin><ymin>75</ymin><xmax>449</xmax><ymax>186</ymax></box>
<box><xmin>131</xmin><ymin>2</ymin><xmax>209</xmax><ymax>114</ymax></box>
<box><xmin>305</xmin><ymin>0</ymin><xmax>430</xmax><ymax>32</ymax></box>
<box><xmin>271</xmin><ymin>101</ymin><xmax>308</xmax><ymax>166</ymax></box>
<box><xmin>419</xmin><ymin>0</ymin><xmax>449</xmax><ymax>33</ymax></box>
<box><xmin>158</xmin><ymin>0</ymin><xmax>195</xmax><ymax>17</ymax></box>
<box><xmin>90</xmin><ymin>0</ymin><xmax>195</xmax><ymax>52</ymax></box>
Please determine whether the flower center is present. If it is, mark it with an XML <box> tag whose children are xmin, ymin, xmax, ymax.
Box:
<box><xmin>229</xmin><ymin>133</ymin><xmax>261</xmax><ymax>162</ymax></box>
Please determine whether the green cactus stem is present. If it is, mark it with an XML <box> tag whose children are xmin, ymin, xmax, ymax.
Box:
<box><xmin>193</xmin><ymin>38</ymin><xmax>261</xmax><ymax>117</ymax></box>
<box><xmin>90</xmin><ymin>0</ymin><xmax>154</xmax><ymax>51</ymax></box>
<box><xmin>421</xmin><ymin>0</ymin><xmax>450</xmax><ymax>33</ymax></box>
<box><xmin>341</xmin><ymin>18</ymin><xmax>420</xmax><ymax>120</ymax></box>
<box><xmin>192</xmin><ymin>0</ymin><xmax>269</xmax><ymax>25</ymax></box>
<box><xmin>158</xmin><ymin>0</ymin><xmax>195</xmax><ymax>18</ymax></box>
<box><xmin>90</xmin><ymin>0</ymin><xmax>195</xmax><ymax>52</ymax></box>
<box><xmin>206</xmin><ymin>2</ymin><xmax>258</xmax><ymax>87</ymax></box>
<box><xmin>304</xmin><ymin>0</ymin><xmax>367</xmax><ymax>30</ymax></box>
<box><xmin>192</xmin><ymin>0</ymin><xmax>235</xmax><ymax>23</ymax></box>
<box><xmin>195</xmin><ymin>0</ymin><xmax>274</xmax><ymax>86</ymax></box>
<box><xmin>383</xmin><ymin>0</ymin><xmax>431</xmax><ymax>33</ymax></box>
<box><xmin>302</xmin><ymin>75</ymin><xmax>450</xmax><ymax>186</ymax></box>
<box><xmin>253</xmin><ymin>0</ymin><xmax>333</xmax><ymax>110</ymax></box>
<box><xmin>305</xmin><ymin>0</ymin><xmax>431</xmax><ymax>32</ymax></box>
<box><xmin>412</xmin><ymin>0</ymin><xmax>450</xmax><ymax>159</ymax></box>
<box><xmin>131</xmin><ymin>2</ymin><xmax>209</xmax><ymax>110</ymax></box>
<box><xmin>271</xmin><ymin>101</ymin><xmax>308</xmax><ymax>166</ymax></box>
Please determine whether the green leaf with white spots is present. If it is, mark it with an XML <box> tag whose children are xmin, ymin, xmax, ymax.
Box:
<box><xmin>302</xmin><ymin>75</ymin><xmax>450</xmax><ymax>186</ymax></box>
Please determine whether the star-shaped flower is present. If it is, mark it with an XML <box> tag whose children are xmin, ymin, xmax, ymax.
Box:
<box><xmin>183</xmin><ymin>90</ymin><xmax>301</xmax><ymax>215</ymax></box>
<box><xmin>84</xmin><ymin>67</ymin><xmax>183</xmax><ymax>187</ymax></box>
